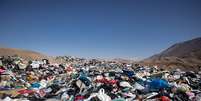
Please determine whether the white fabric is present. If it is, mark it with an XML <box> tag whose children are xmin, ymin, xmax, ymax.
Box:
<box><xmin>120</xmin><ymin>81</ymin><xmax>132</xmax><ymax>88</ymax></box>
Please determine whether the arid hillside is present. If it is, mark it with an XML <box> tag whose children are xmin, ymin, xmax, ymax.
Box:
<box><xmin>0</xmin><ymin>48</ymin><xmax>48</xmax><ymax>60</ymax></box>
<box><xmin>142</xmin><ymin>37</ymin><xmax>201</xmax><ymax>70</ymax></box>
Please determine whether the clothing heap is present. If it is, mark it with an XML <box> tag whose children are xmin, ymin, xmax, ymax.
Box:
<box><xmin>0</xmin><ymin>56</ymin><xmax>201</xmax><ymax>101</ymax></box>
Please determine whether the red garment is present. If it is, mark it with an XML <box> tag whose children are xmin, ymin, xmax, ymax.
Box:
<box><xmin>108</xmin><ymin>79</ymin><xmax>118</xmax><ymax>84</ymax></box>
<box><xmin>95</xmin><ymin>78</ymin><xmax>117</xmax><ymax>84</ymax></box>
<box><xmin>18</xmin><ymin>89</ymin><xmax>34</xmax><ymax>94</ymax></box>
<box><xmin>0</xmin><ymin>67</ymin><xmax>5</xmax><ymax>74</ymax></box>
<box><xmin>74</xmin><ymin>95</ymin><xmax>84</xmax><ymax>101</ymax></box>
<box><xmin>66</xmin><ymin>67</ymin><xmax>73</xmax><ymax>72</ymax></box>
<box><xmin>160</xmin><ymin>96</ymin><xmax>170</xmax><ymax>101</ymax></box>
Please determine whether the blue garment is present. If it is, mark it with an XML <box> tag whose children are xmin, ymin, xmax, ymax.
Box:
<box><xmin>79</xmin><ymin>76</ymin><xmax>91</xmax><ymax>86</ymax></box>
<box><xmin>122</xmin><ymin>69</ymin><xmax>135</xmax><ymax>78</ymax></box>
<box><xmin>148</xmin><ymin>79</ymin><xmax>169</xmax><ymax>91</ymax></box>
<box><xmin>31</xmin><ymin>82</ymin><xmax>41</xmax><ymax>88</ymax></box>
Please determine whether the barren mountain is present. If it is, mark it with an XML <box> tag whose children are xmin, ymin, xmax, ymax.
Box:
<box><xmin>142</xmin><ymin>37</ymin><xmax>201</xmax><ymax>70</ymax></box>
<box><xmin>0</xmin><ymin>48</ymin><xmax>47</xmax><ymax>60</ymax></box>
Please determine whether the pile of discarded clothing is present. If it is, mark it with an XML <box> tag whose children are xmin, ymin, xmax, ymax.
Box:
<box><xmin>0</xmin><ymin>56</ymin><xmax>201</xmax><ymax>101</ymax></box>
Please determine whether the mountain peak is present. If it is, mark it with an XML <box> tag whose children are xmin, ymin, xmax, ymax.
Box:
<box><xmin>142</xmin><ymin>37</ymin><xmax>201</xmax><ymax>70</ymax></box>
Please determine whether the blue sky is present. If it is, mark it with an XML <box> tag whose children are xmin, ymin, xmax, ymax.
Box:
<box><xmin>0</xmin><ymin>0</ymin><xmax>201</xmax><ymax>59</ymax></box>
